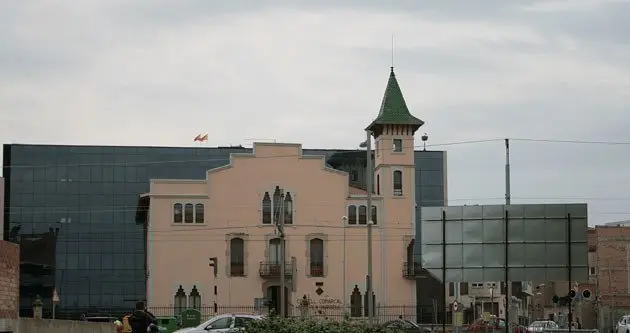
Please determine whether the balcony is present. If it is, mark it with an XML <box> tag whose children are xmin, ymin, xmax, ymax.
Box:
<box><xmin>309</xmin><ymin>262</ymin><xmax>324</xmax><ymax>277</ymax></box>
<box><xmin>259</xmin><ymin>261</ymin><xmax>294</xmax><ymax>279</ymax></box>
<box><xmin>402</xmin><ymin>262</ymin><xmax>426</xmax><ymax>279</ymax></box>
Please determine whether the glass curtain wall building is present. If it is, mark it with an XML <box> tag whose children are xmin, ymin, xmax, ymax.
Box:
<box><xmin>2</xmin><ymin>144</ymin><xmax>446</xmax><ymax>318</ymax></box>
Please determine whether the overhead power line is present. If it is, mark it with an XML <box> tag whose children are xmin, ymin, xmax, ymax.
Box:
<box><xmin>3</xmin><ymin>137</ymin><xmax>629</xmax><ymax>169</ymax></box>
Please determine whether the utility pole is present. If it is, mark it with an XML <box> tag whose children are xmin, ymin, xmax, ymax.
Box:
<box><xmin>365</xmin><ymin>130</ymin><xmax>374</xmax><ymax>324</ymax></box>
<box><xmin>453</xmin><ymin>282</ymin><xmax>460</xmax><ymax>333</ymax></box>
<box><xmin>276</xmin><ymin>191</ymin><xmax>286</xmax><ymax>318</ymax></box>
<box><xmin>504</xmin><ymin>138</ymin><xmax>513</xmax><ymax>333</ymax></box>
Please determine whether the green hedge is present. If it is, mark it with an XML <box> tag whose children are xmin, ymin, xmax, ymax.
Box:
<box><xmin>246</xmin><ymin>316</ymin><xmax>398</xmax><ymax>333</ymax></box>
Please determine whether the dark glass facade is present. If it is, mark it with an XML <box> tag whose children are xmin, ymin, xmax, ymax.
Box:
<box><xmin>2</xmin><ymin>144</ymin><xmax>446</xmax><ymax>318</ymax></box>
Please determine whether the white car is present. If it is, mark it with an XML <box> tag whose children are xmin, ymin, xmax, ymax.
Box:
<box><xmin>527</xmin><ymin>320</ymin><xmax>559</xmax><ymax>332</ymax></box>
<box><xmin>173</xmin><ymin>313</ymin><xmax>264</xmax><ymax>333</ymax></box>
<box><xmin>617</xmin><ymin>315</ymin><xmax>630</xmax><ymax>333</ymax></box>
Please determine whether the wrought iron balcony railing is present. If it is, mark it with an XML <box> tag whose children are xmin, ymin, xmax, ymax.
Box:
<box><xmin>259</xmin><ymin>261</ymin><xmax>294</xmax><ymax>279</ymax></box>
<box><xmin>309</xmin><ymin>262</ymin><xmax>324</xmax><ymax>277</ymax></box>
<box><xmin>402</xmin><ymin>262</ymin><xmax>425</xmax><ymax>279</ymax></box>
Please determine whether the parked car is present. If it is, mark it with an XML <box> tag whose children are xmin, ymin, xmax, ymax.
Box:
<box><xmin>464</xmin><ymin>317</ymin><xmax>525</xmax><ymax>333</ymax></box>
<box><xmin>173</xmin><ymin>313</ymin><xmax>264</xmax><ymax>333</ymax></box>
<box><xmin>616</xmin><ymin>315</ymin><xmax>630</xmax><ymax>333</ymax></box>
<box><xmin>527</xmin><ymin>320</ymin><xmax>559</xmax><ymax>332</ymax></box>
<box><xmin>381</xmin><ymin>319</ymin><xmax>432</xmax><ymax>332</ymax></box>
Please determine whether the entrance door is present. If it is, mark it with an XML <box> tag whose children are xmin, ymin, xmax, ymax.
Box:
<box><xmin>267</xmin><ymin>286</ymin><xmax>289</xmax><ymax>317</ymax></box>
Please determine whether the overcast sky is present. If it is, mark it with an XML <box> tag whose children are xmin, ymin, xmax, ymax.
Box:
<box><xmin>1</xmin><ymin>0</ymin><xmax>629</xmax><ymax>225</ymax></box>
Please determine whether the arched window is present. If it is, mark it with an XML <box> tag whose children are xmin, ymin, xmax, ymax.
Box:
<box><xmin>284</xmin><ymin>192</ymin><xmax>293</xmax><ymax>225</ymax></box>
<box><xmin>309</xmin><ymin>238</ymin><xmax>324</xmax><ymax>277</ymax></box>
<box><xmin>173</xmin><ymin>204</ymin><xmax>183</xmax><ymax>223</ymax></box>
<box><xmin>184</xmin><ymin>203</ymin><xmax>194</xmax><ymax>223</ymax></box>
<box><xmin>393</xmin><ymin>170</ymin><xmax>403</xmax><ymax>196</ymax></box>
<box><xmin>195</xmin><ymin>204</ymin><xmax>204</xmax><ymax>223</ymax></box>
<box><xmin>371</xmin><ymin>206</ymin><xmax>377</xmax><ymax>224</ymax></box>
<box><xmin>347</xmin><ymin>205</ymin><xmax>357</xmax><ymax>225</ymax></box>
<box><xmin>230</xmin><ymin>238</ymin><xmax>245</xmax><ymax>276</ymax></box>
<box><xmin>262</xmin><ymin>192</ymin><xmax>272</xmax><ymax>224</ymax></box>
<box><xmin>272</xmin><ymin>186</ymin><xmax>282</xmax><ymax>224</ymax></box>
<box><xmin>358</xmin><ymin>205</ymin><xmax>367</xmax><ymax>225</ymax></box>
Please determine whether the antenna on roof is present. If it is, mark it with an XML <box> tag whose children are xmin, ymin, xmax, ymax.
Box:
<box><xmin>391</xmin><ymin>34</ymin><xmax>395</xmax><ymax>70</ymax></box>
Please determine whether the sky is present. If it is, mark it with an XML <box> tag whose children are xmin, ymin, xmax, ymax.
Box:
<box><xmin>1</xmin><ymin>0</ymin><xmax>629</xmax><ymax>225</ymax></box>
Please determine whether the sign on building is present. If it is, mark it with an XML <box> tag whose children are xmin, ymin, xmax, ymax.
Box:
<box><xmin>420</xmin><ymin>204</ymin><xmax>589</xmax><ymax>282</ymax></box>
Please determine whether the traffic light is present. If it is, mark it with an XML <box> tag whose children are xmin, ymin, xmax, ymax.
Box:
<box><xmin>568</xmin><ymin>290</ymin><xmax>576</xmax><ymax>298</ymax></box>
<box><xmin>552</xmin><ymin>295</ymin><xmax>559</xmax><ymax>304</ymax></box>
<box><xmin>209</xmin><ymin>257</ymin><xmax>218</xmax><ymax>277</ymax></box>
<box><xmin>582</xmin><ymin>289</ymin><xmax>591</xmax><ymax>299</ymax></box>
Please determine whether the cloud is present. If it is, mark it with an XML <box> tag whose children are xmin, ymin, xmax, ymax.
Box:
<box><xmin>1</xmin><ymin>0</ymin><xmax>629</xmax><ymax>224</ymax></box>
<box><xmin>520</xmin><ymin>0</ymin><xmax>629</xmax><ymax>12</ymax></box>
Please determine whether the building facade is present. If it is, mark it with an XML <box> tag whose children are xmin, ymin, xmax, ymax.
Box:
<box><xmin>2</xmin><ymin>68</ymin><xmax>447</xmax><ymax>318</ymax></box>
<box><xmin>445</xmin><ymin>281</ymin><xmax>533</xmax><ymax>324</ymax></box>
<box><xmin>143</xmin><ymin>142</ymin><xmax>416</xmax><ymax>314</ymax></box>
<box><xmin>142</xmin><ymin>68</ymin><xmax>430</xmax><ymax>318</ymax></box>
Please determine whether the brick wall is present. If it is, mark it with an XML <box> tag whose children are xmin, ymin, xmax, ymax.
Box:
<box><xmin>595</xmin><ymin>226</ymin><xmax>630</xmax><ymax>307</ymax></box>
<box><xmin>0</xmin><ymin>240</ymin><xmax>19</xmax><ymax>319</ymax></box>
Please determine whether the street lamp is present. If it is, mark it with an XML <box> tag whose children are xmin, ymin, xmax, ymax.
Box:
<box><xmin>359</xmin><ymin>131</ymin><xmax>374</xmax><ymax>324</ymax></box>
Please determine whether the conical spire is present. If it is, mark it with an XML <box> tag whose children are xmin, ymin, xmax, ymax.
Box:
<box><xmin>366</xmin><ymin>67</ymin><xmax>424</xmax><ymax>136</ymax></box>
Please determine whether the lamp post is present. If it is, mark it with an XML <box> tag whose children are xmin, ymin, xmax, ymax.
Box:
<box><xmin>359</xmin><ymin>130</ymin><xmax>374</xmax><ymax>324</ymax></box>
<box><xmin>535</xmin><ymin>283</ymin><xmax>545</xmax><ymax>320</ymax></box>
<box><xmin>489</xmin><ymin>287</ymin><xmax>494</xmax><ymax>317</ymax></box>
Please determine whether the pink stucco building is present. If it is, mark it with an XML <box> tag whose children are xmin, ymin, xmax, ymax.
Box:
<box><xmin>141</xmin><ymin>68</ymin><xmax>428</xmax><ymax>318</ymax></box>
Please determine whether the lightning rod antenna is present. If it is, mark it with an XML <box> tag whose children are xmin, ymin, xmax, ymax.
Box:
<box><xmin>391</xmin><ymin>34</ymin><xmax>395</xmax><ymax>69</ymax></box>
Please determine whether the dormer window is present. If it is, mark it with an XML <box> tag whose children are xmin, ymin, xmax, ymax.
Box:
<box><xmin>393</xmin><ymin>139</ymin><xmax>403</xmax><ymax>152</ymax></box>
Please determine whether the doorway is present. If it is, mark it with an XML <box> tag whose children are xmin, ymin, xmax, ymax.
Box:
<box><xmin>266</xmin><ymin>286</ymin><xmax>290</xmax><ymax>317</ymax></box>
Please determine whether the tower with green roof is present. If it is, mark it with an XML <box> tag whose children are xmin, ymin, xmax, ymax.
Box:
<box><xmin>367</xmin><ymin>66</ymin><xmax>424</xmax><ymax>195</ymax></box>
<box><xmin>367</xmin><ymin>67</ymin><xmax>424</xmax><ymax>305</ymax></box>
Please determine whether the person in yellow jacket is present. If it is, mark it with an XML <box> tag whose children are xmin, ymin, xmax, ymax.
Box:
<box><xmin>122</xmin><ymin>315</ymin><xmax>132</xmax><ymax>333</ymax></box>
<box><xmin>114</xmin><ymin>318</ymin><xmax>123</xmax><ymax>333</ymax></box>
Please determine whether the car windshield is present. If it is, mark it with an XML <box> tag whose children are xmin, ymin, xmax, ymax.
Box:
<box><xmin>198</xmin><ymin>316</ymin><xmax>224</xmax><ymax>328</ymax></box>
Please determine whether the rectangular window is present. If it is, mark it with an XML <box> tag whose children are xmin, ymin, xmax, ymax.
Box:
<box><xmin>460</xmin><ymin>282</ymin><xmax>469</xmax><ymax>295</ymax></box>
<box><xmin>371</xmin><ymin>206</ymin><xmax>377</xmax><ymax>225</ymax></box>
<box><xmin>589</xmin><ymin>266</ymin><xmax>596</xmax><ymax>275</ymax></box>
<box><xmin>230</xmin><ymin>238</ymin><xmax>245</xmax><ymax>276</ymax></box>
<box><xmin>393</xmin><ymin>139</ymin><xmax>403</xmax><ymax>152</ymax></box>
<box><xmin>393</xmin><ymin>170</ymin><xmax>403</xmax><ymax>196</ymax></box>
<box><xmin>309</xmin><ymin>238</ymin><xmax>324</xmax><ymax>277</ymax></box>
<box><xmin>448</xmin><ymin>282</ymin><xmax>454</xmax><ymax>296</ymax></box>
